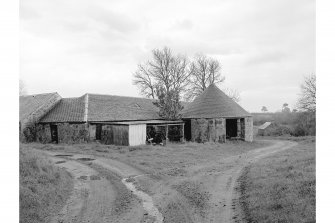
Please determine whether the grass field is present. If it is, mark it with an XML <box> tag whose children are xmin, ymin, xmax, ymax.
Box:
<box><xmin>237</xmin><ymin>138</ymin><xmax>315</xmax><ymax>222</ymax></box>
<box><xmin>20</xmin><ymin>146</ymin><xmax>73</xmax><ymax>223</ymax></box>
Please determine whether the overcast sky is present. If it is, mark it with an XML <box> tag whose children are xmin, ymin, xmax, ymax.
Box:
<box><xmin>20</xmin><ymin>0</ymin><xmax>315</xmax><ymax>112</ymax></box>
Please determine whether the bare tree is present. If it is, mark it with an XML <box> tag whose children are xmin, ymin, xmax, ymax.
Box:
<box><xmin>297</xmin><ymin>74</ymin><xmax>316</xmax><ymax>112</ymax></box>
<box><xmin>19</xmin><ymin>79</ymin><xmax>27</xmax><ymax>96</ymax></box>
<box><xmin>133</xmin><ymin>47</ymin><xmax>191</xmax><ymax>119</ymax></box>
<box><xmin>133</xmin><ymin>47</ymin><xmax>190</xmax><ymax>98</ymax></box>
<box><xmin>261</xmin><ymin>106</ymin><xmax>268</xmax><ymax>113</ymax></box>
<box><xmin>185</xmin><ymin>54</ymin><xmax>224</xmax><ymax>101</ymax></box>
<box><xmin>223</xmin><ymin>87</ymin><xmax>241</xmax><ymax>102</ymax></box>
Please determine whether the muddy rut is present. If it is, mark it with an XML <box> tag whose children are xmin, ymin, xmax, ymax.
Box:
<box><xmin>41</xmin><ymin>140</ymin><xmax>297</xmax><ymax>223</ymax></box>
<box><xmin>43</xmin><ymin>151</ymin><xmax>162</xmax><ymax>223</ymax></box>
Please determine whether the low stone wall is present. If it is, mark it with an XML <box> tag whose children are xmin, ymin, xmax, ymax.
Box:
<box><xmin>191</xmin><ymin>118</ymin><xmax>226</xmax><ymax>143</ymax></box>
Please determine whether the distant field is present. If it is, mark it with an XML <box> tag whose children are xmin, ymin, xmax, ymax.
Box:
<box><xmin>237</xmin><ymin>138</ymin><xmax>315</xmax><ymax>222</ymax></box>
<box><xmin>20</xmin><ymin>147</ymin><xmax>73</xmax><ymax>223</ymax></box>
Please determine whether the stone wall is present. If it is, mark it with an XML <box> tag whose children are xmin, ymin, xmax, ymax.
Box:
<box><xmin>191</xmin><ymin>118</ymin><xmax>226</xmax><ymax>143</ymax></box>
<box><xmin>36</xmin><ymin>124</ymin><xmax>51</xmax><ymax>143</ymax></box>
<box><xmin>244</xmin><ymin>117</ymin><xmax>253</xmax><ymax>142</ymax></box>
<box><xmin>36</xmin><ymin>123</ymin><xmax>89</xmax><ymax>144</ymax></box>
<box><xmin>57</xmin><ymin>123</ymin><xmax>89</xmax><ymax>144</ymax></box>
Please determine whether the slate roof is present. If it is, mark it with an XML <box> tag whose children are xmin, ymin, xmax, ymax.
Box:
<box><xmin>40</xmin><ymin>96</ymin><xmax>86</xmax><ymax>123</ymax></box>
<box><xmin>258</xmin><ymin>122</ymin><xmax>272</xmax><ymax>130</ymax></box>
<box><xmin>181</xmin><ymin>84</ymin><xmax>251</xmax><ymax>119</ymax></box>
<box><xmin>40</xmin><ymin>93</ymin><xmax>161</xmax><ymax>123</ymax></box>
<box><xmin>19</xmin><ymin>92</ymin><xmax>60</xmax><ymax>122</ymax></box>
<box><xmin>87</xmin><ymin>94</ymin><xmax>160</xmax><ymax>122</ymax></box>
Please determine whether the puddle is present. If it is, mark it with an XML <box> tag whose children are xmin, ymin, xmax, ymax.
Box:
<box><xmin>90</xmin><ymin>175</ymin><xmax>101</xmax><ymax>180</ymax></box>
<box><xmin>54</xmin><ymin>154</ymin><xmax>73</xmax><ymax>157</ymax></box>
<box><xmin>55</xmin><ymin>161</ymin><xmax>66</xmax><ymax>164</ymax></box>
<box><xmin>122</xmin><ymin>177</ymin><xmax>163</xmax><ymax>223</ymax></box>
<box><xmin>78</xmin><ymin>175</ymin><xmax>88</xmax><ymax>180</ymax></box>
<box><xmin>77</xmin><ymin>158</ymin><xmax>95</xmax><ymax>161</ymax></box>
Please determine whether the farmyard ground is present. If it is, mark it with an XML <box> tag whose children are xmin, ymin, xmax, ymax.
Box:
<box><xmin>20</xmin><ymin>138</ymin><xmax>315</xmax><ymax>223</ymax></box>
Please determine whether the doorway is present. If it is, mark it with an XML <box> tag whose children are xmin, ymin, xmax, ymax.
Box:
<box><xmin>226</xmin><ymin>119</ymin><xmax>237</xmax><ymax>138</ymax></box>
<box><xmin>96</xmin><ymin>124</ymin><xmax>102</xmax><ymax>140</ymax></box>
<box><xmin>50</xmin><ymin>124</ymin><xmax>58</xmax><ymax>143</ymax></box>
<box><xmin>184</xmin><ymin>120</ymin><xmax>192</xmax><ymax>141</ymax></box>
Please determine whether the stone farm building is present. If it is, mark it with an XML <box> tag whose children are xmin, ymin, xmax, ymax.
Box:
<box><xmin>19</xmin><ymin>84</ymin><xmax>253</xmax><ymax>146</ymax></box>
<box><xmin>181</xmin><ymin>84</ymin><xmax>253</xmax><ymax>142</ymax></box>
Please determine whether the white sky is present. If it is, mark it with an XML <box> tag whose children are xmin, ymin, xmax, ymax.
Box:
<box><xmin>20</xmin><ymin>0</ymin><xmax>315</xmax><ymax>112</ymax></box>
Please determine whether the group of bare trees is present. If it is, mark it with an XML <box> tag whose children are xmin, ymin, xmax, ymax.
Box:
<box><xmin>133</xmin><ymin>47</ymin><xmax>238</xmax><ymax>119</ymax></box>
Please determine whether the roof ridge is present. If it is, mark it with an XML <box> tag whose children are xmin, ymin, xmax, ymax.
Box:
<box><xmin>87</xmin><ymin>93</ymin><xmax>155</xmax><ymax>100</ymax></box>
<box><xmin>19</xmin><ymin>92</ymin><xmax>59</xmax><ymax>98</ymax></box>
<box><xmin>84</xmin><ymin>93</ymin><xmax>89</xmax><ymax>122</ymax></box>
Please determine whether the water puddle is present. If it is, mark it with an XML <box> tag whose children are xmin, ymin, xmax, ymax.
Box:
<box><xmin>55</xmin><ymin>160</ymin><xmax>66</xmax><ymax>164</ymax></box>
<box><xmin>54</xmin><ymin>154</ymin><xmax>73</xmax><ymax>157</ymax></box>
<box><xmin>122</xmin><ymin>177</ymin><xmax>163</xmax><ymax>223</ymax></box>
<box><xmin>77</xmin><ymin>157</ymin><xmax>95</xmax><ymax>161</ymax></box>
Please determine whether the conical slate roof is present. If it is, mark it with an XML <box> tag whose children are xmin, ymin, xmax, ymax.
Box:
<box><xmin>181</xmin><ymin>84</ymin><xmax>251</xmax><ymax>118</ymax></box>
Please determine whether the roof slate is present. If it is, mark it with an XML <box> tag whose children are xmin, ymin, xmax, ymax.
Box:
<box><xmin>19</xmin><ymin>92</ymin><xmax>59</xmax><ymax>122</ymax></box>
<box><xmin>87</xmin><ymin>94</ymin><xmax>160</xmax><ymax>121</ymax></box>
<box><xmin>35</xmin><ymin>85</ymin><xmax>250</xmax><ymax>123</ymax></box>
<box><xmin>181</xmin><ymin>84</ymin><xmax>251</xmax><ymax>118</ymax></box>
<box><xmin>40</xmin><ymin>96</ymin><xmax>86</xmax><ymax>123</ymax></box>
<box><xmin>39</xmin><ymin>93</ymin><xmax>160</xmax><ymax>123</ymax></box>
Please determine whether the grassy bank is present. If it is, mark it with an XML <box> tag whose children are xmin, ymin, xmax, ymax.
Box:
<box><xmin>237</xmin><ymin>139</ymin><xmax>315</xmax><ymax>222</ymax></box>
<box><xmin>20</xmin><ymin>147</ymin><xmax>73</xmax><ymax>223</ymax></box>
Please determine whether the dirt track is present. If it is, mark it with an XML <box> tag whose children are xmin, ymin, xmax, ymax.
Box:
<box><xmin>41</xmin><ymin>140</ymin><xmax>297</xmax><ymax>223</ymax></box>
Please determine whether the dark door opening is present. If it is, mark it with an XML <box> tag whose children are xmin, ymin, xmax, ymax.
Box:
<box><xmin>184</xmin><ymin>119</ymin><xmax>192</xmax><ymax>141</ymax></box>
<box><xmin>226</xmin><ymin>119</ymin><xmax>237</xmax><ymax>138</ymax></box>
<box><xmin>96</xmin><ymin>124</ymin><xmax>102</xmax><ymax>140</ymax></box>
<box><xmin>50</xmin><ymin>124</ymin><xmax>58</xmax><ymax>143</ymax></box>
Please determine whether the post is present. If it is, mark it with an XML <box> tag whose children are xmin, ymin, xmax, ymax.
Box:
<box><xmin>237</xmin><ymin>119</ymin><xmax>241</xmax><ymax>138</ymax></box>
<box><xmin>165</xmin><ymin>124</ymin><xmax>169</xmax><ymax>144</ymax></box>
<box><xmin>181</xmin><ymin>123</ymin><xmax>185</xmax><ymax>142</ymax></box>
